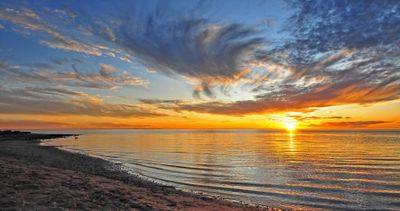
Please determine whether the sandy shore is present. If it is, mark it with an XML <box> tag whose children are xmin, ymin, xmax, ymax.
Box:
<box><xmin>0</xmin><ymin>132</ymin><xmax>276</xmax><ymax>210</ymax></box>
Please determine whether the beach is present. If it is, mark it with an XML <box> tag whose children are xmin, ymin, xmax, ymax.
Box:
<box><xmin>0</xmin><ymin>132</ymin><xmax>271</xmax><ymax>210</ymax></box>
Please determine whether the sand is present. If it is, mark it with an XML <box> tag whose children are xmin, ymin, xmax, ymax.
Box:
<box><xmin>0</xmin><ymin>133</ymin><xmax>277</xmax><ymax>210</ymax></box>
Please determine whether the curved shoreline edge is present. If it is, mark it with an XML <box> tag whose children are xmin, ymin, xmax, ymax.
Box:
<box><xmin>0</xmin><ymin>132</ymin><xmax>278</xmax><ymax>210</ymax></box>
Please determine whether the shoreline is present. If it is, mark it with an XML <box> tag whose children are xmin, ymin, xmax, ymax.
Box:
<box><xmin>0</xmin><ymin>132</ymin><xmax>275</xmax><ymax>210</ymax></box>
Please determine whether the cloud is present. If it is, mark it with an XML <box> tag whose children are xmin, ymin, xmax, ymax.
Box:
<box><xmin>64</xmin><ymin>64</ymin><xmax>149</xmax><ymax>89</ymax></box>
<box><xmin>87</xmin><ymin>2</ymin><xmax>266</xmax><ymax>97</ymax></box>
<box><xmin>289</xmin><ymin>115</ymin><xmax>349</xmax><ymax>121</ymax></box>
<box><xmin>0</xmin><ymin>85</ymin><xmax>164</xmax><ymax>118</ymax></box>
<box><xmin>0</xmin><ymin>7</ymin><xmax>102</xmax><ymax>56</ymax></box>
<box><xmin>2</xmin><ymin>2</ymin><xmax>269</xmax><ymax>97</ymax></box>
<box><xmin>118</xmin><ymin>21</ymin><xmax>263</xmax><ymax>79</ymax></box>
<box><xmin>9</xmin><ymin>86</ymin><xmax>85</xmax><ymax>99</ymax></box>
<box><xmin>312</xmin><ymin>121</ymin><xmax>391</xmax><ymax>129</ymax></box>
<box><xmin>284</xmin><ymin>0</ymin><xmax>400</xmax><ymax>53</ymax></box>
<box><xmin>138</xmin><ymin>1</ymin><xmax>400</xmax><ymax>116</ymax></box>
<box><xmin>1</xmin><ymin>1</ymin><xmax>399</xmax><ymax>120</ymax></box>
<box><xmin>178</xmin><ymin>83</ymin><xmax>399</xmax><ymax>116</ymax></box>
<box><xmin>50</xmin><ymin>57</ymin><xmax>84</xmax><ymax>66</ymax></box>
<box><xmin>0</xmin><ymin>119</ymin><xmax>151</xmax><ymax>129</ymax></box>
<box><xmin>86</xmin><ymin>122</ymin><xmax>151</xmax><ymax>129</ymax></box>
<box><xmin>0</xmin><ymin>61</ymin><xmax>148</xmax><ymax>89</ymax></box>
<box><xmin>0</xmin><ymin>119</ymin><xmax>71</xmax><ymax>129</ymax></box>
<box><xmin>140</xmin><ymin>64</ymin><xmax>400</xmax><ymax>116</ymax></box>
<box><xmin>0</xmin><ymin>6</ymin><xmax>135</xmax><ymax>64</ymax></box>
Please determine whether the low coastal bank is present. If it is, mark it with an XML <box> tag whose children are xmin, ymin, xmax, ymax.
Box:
<box><xmin>0</xmin><ymin>131</ymin><xmax>275</xmax><ymax>210</ymax></box>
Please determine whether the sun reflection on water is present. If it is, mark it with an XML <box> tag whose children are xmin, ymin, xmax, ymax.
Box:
<box><xmin>44</xmin><ymin>129</ymin><xmax>400</xmax><ymax>210</ymax></box>
<box><xmin>288</xmin><ymin>130</ymin><xmax>297</xmax><ymax>154</ymax></box>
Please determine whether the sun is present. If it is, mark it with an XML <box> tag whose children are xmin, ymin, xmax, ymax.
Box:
<box><xmin>282</xmin><ymin>120</ymin><xmax>297</xmax><ymax>132</ymax></box>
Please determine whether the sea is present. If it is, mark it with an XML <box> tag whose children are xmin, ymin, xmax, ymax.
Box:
<box><xmin>39</xmin><ymin>129</ymin><xmax>400</xmax><ymax>210</ymax></box>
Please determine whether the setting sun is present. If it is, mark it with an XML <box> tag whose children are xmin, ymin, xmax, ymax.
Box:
<box><xmin>282</xmin><ymin>120</ymin><xmax>297</xmax><ymax>132</ymax></box>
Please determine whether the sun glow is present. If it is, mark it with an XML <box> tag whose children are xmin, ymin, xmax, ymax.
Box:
<box><xmin>282</xmin><ymin>119</ymin><xmax>297</xmax><ymax>132</ymax></box>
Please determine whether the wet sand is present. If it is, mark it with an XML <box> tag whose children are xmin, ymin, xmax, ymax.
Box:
<box><xmin>0</xmin><ymin>133</ymin><xmax>277</xmax><ymax>210</ymax></box>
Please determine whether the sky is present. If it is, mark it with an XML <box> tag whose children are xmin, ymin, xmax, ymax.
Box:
<box><xmin>0</xmin><ymin>0</ymin><xmax>399</xmax><ymax>130</ymax></box>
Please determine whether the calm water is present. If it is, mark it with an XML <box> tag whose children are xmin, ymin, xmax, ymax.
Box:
<box><xmin>41</xmin><ymin>129</ymin><xmax>400</xmax><ymax>210</ymax></box>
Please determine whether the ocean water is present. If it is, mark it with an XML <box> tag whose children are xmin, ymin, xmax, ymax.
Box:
<box><xmin>41</xmin><ymin>129</ymin><xmax>400</xmax><ymax>210</ymax></box>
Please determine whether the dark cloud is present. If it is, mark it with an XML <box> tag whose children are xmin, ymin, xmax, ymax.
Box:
<box><xmin>284</xmin><ymin>0</ymin><xmax>400</xmax><ymax>54</ymax></box>
<box><xmin>50</xmin><ymin>57</ymin><xmax>84</xmax><ymax>66</ymax></box>
<box><xmin>8</xmin><ymin>86</ymin><xmax>84</xmax><ymax>100</ymax></box>
<box><xmin>290</xmin><ymin>116</ymin><xmax>348</xmax><ymax>121</ymax></box>
<box><xmin>139</xmin><ymin>99</ymin><xmax>183</xmax><ymax>104</ymax></box>
<box><xmin>87</xmin><ymin>1</ymin><xmax>266</xmax><ymax>97</ymax></box>
<box><xmin>118</xmin><ymin>21</ymin><xmax>263</xmax><ymax>78</ymax></box>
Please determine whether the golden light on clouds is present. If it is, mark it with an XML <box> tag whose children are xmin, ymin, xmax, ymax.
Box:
<box><xmin>0</xmin><ymin>1</ymin><xmax>399</xmax><ymax>130</ymax></box>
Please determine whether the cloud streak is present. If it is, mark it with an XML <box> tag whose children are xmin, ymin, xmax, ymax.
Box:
<box><xmin>85</xmin><ymin>1</ymin><xmax>266</xmax><ymax>97</ymax></box>
<box><xmin>0</xmin><ymin>85</ymin><xmax>164</xmax><ymax>118</ymax></box>
<box><xmin>0</xmin><ymin>61</ymin><xmax>148</xmax><ymax>89</ymax></box>
<box><xmin>0</xmin><ymin>7</ymin><xmax>102</xmax><ymax>56</ymax></box>
<box><xmin>312</xmin><ymin>121</ymin><xmax>392</xmax><ymax>129</ymax></box>
<box><xmin>0</xmin><ymin>119</ymin><xmax>71</xmax><ymax>129</ymax></box>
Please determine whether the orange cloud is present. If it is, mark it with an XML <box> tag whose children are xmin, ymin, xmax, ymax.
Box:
<box><xmin>140</xmin><ymin>82</ymin><xmax>399</xmax><ymax>116</ymax></box>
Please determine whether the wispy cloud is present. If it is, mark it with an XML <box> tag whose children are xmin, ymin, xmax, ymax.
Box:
<box><xmin>0</xmin><ymin>61</ymin><xmax>148</xmax><ymax>89</ymax></box>
<box><xmin>0</xmin><ymin>6</ymin><xmax>134</xmax><ymax>65</ymax></box>
<box><xmin>0</xmin><ymin>85</ymin><xmax>164</xmax><ymax>117</ymax></box>
<box><xmin>290</xmin><ymin>115</ymin><xmax>350</xmax><ymax>121</ymax></box>
<box><xmin>1</xmin><ymin>2</ymin><xmax>269</xmax><ymax>97</ymax></box>
<box><xmin>0</xmin><ymin>7</ymin><xmax>102</xmax><ymax>56</ymax></box>
<box><xmin>140</xmin><ymin>64</ymin><xmax>400</xmax><ymax>116</ymax></box>
<box><xmin>84</xmin><ymin>1</ymin><xmax>266</xmax><ymax>97</ymax></box>
<box><xmin>139</xmin><ymin>0</ymin><xmax>400</xmax><ymax>116</ymax></box>
<box><xmin>63</xmin><ymin>64</ymin><xmax>149</xmax><ymax>89</ymax></box>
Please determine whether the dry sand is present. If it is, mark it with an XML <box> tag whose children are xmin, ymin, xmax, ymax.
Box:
<box><xmin>0</xmin><ymin>133</ymin><xmax>278</xmax><ymax>210</ymax></box>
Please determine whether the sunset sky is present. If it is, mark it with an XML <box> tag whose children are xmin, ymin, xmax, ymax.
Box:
<box><xmin>0</xmin><ymin>0</ymin><xmax>399</xmax><ymax>130</ymax></box>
